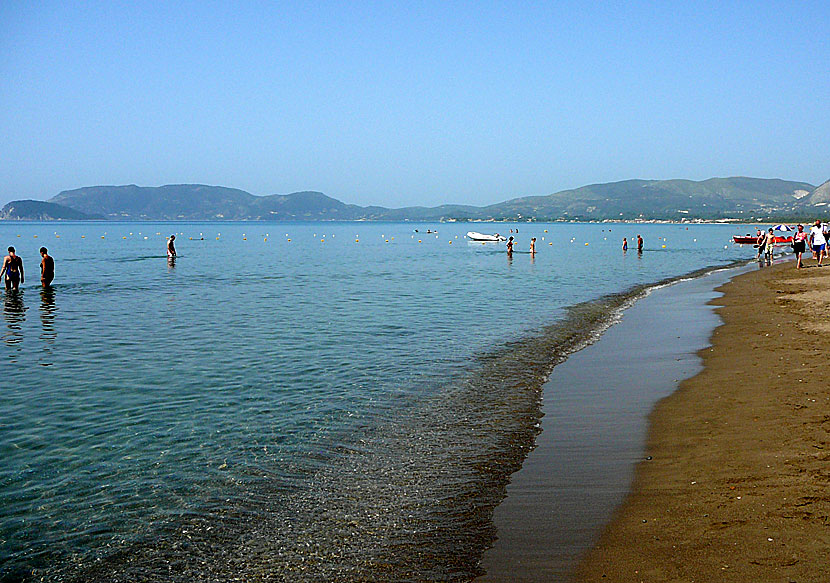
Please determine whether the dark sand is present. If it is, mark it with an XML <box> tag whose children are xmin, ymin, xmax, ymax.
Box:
<box><xmin>477</xmin><ymin>266</ymin><xmax>749</xmax><ymax>582</ymax></box>
<box><xmin>575</xmin><ymin>260</ymin><xmax>830</xmax><ymax>582</ymax></box>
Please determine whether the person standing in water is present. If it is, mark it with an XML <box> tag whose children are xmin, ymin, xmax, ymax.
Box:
<box><xmin>636</xmin><ymin>234</ymin><xmax>643</xmax><ymax>252</ymax></box>
<box><xmin>622</xmin><ymin>237</ymin><xmax>628</xmax><ymax>251</ymax></box>
<box><xmin>167</xmin><ymin>235</ymin><xmax>177</xmax><ymax>257</ymax></box>
<box><xmin>39</xmin><ymin>247</ymin><xmax>54</xmax><ymax>286</ymax></box>
<box><xmin>529</xmin><ymin>237</ymin><xmax>536</xmax><ymax>255</ymax></box>
<box><xmin>1</xmin><ymin>247</ymin><xmax>24</xmax><ymax>291</ymax></box>
<box><xmin>506</xmin><ymin>236</ymin><xmax>514</xmax><ymax>256</ymax></box>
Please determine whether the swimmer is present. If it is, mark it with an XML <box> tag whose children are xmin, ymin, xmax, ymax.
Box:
<box><xmin>622</xmin><ymin>237</ymin><xmax>628</xmax><ymax>251</ymax></box>
<box><xmin>1</xmin><ymin>246</ymin><xmax>24</xmax><ymax>291</ymax></box>
<box><xmin>39</xmin><ymin>247</ymin><xmax>54</xmax><ymax>286</ymax></box>
<box><xmin>506</xmin><ymin>236</ymin><xmax>514</xmax><ymax>255</ymax></box>
<box><xmin>637</xmin><ymin>234</ymin><xmax>643</xmax><ymax>252</ymax></box>
<box><xmin>529</xmin><ymin>237</ymin><xmax>536</xmax><ymax>255</ymax></box>
<box><xmin>167</xmin><ymin>235</ymin><xmax>177</xmax><ymax>257</ymax></box>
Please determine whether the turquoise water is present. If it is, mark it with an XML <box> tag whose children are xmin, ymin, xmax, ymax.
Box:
<box><xmin>0</xmin><ymin>221</ymin><xmax>755</xmax><ymax>581</ymax></box>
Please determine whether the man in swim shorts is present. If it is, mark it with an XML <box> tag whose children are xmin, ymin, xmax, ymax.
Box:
<box><xmin>1</xmin><ymin>246</ymin><xmax>24</xmax><ymax>290</ymax></box>
<box><xmin>809</xmin><ymin>220</ymin><xmax>825</xmax><ymax>266</ymax></box>
<box><xmin>637</xmin><ymin>234</ymin><xmax>643</xmax><ymax>252</ymax></box>
<box><xmin>764</xmin><ymin>228</ymin><xmax>775</xmax><ymax>264</ymax></box>
<box><xmin>40</xmin><ymin>247</ymin><xmax>54</xmax><ymax>286</ymax></box>
<box><xmin>167</xmin><ymin>235</ymin><xmax>177</xmax><ymax>257</ymax></box>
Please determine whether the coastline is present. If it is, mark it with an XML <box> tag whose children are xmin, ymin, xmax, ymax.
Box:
<box><xmin>575</xmin><ymin>259</ymin><xmax>830</xmax><ymax>582</ymax></box>
<box><xmin>476</xmin><ymin>264</ymin><xmax>750</xmax><ymax>581</ymax></box>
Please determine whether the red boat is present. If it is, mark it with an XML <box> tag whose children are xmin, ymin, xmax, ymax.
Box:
<box><xmin>733</xmin><ymin>235</ymin><xmax>793</xmax><ymax>245</ymax></box>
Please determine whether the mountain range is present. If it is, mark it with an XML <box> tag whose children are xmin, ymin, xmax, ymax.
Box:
<box><xmin>2</xmin><ymin>177</ymin><xmax>827</xmax><ymax>222</ymax></box>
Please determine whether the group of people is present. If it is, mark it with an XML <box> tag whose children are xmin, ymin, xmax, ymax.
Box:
<box><xmin>754</xmin><ymin>220</ymin><xmax>828</xmax><ymax>269</ymax></box>
<box><xmin>791</xmin><ymin>220</ymin><xmax>829</xmax><ymax>269</ymax></box>
<box><xmin>505</xmin><ymin>235</ymin><xmax>537</xmax><ymax>256</ymax></box>
<box><xmin>505</xmin><ymin>233</ymin><xmax>645</xmax><ymax>256</ymax></box>
<box><xmin>1</xmin><ymin>247</ymin><xmax>53</xmax><ymax>291</ymax></box>
<box><xmin>2</xmin><ymin>235</ymin><xmax>177</xmax><ymax>292</ymax></box>
<box><xmin>755</xmin><ymin>228</ymin><xmax>779</xmax><ymax>263</ymax></box>
<box><xmin>621</xmin><ymin>234</ymin><xmax>644</xmax><ymax>252</ymax></box>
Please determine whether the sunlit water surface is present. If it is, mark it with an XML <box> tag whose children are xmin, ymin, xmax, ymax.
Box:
<box><xmin>0</xmin><ymin>221</ymin><xmax>759</xmax><ymax>581</ymax></box>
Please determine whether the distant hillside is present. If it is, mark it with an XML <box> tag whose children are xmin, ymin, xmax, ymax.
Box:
<box><xmin>51</xmin><ymin>184</ymin><xmax>258</xmax><ymax>220</ymax></box>
<box><xmin>483</xmin><ymin>177</ymin><xmax>817</xmax><ymax>221</ymax></box>
<box><xmin>0</xmin><ymin>200</ymin><xmax>99</xmax><ymax>220</ymax></box>
<box><xmin>0</xmin><ymin>177</ymin><xmax>821</xmax><ymax>221</ymax></box>
<box><xmin>797</xmin><ymin>180</ymin><xmax>830</xmax><ymax>207</ymax></box>
<box><xmin>48</xmin><ymin>185</ymin><xmax>371</xmax><ymax>220</ymax></box>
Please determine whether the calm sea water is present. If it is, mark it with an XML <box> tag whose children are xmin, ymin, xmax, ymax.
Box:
<box><xmin>0</xmin><ymin>221</ymin><xmax>757</xmax><ymax>581</ymax></box>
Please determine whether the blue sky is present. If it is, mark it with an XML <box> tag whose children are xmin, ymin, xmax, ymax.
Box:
<box><xmin>1</xmin><ymin>1</ymin><xmax>828</xmax><ymax>208</ymax></box>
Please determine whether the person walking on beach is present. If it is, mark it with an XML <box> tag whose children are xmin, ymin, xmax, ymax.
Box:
<box><xmin>756</xmin><ymin>229</ymin><xmax>766</xmax><ymax>260</ymax></box>
<box><xmin>809</xmin><ymin>220</ymin><xmax>825</xmax><ymax>266</ymax></box>
<box><xmin>793</xmin><ymin>224</ymin><xmax>808</xmax><ymax>269</ymax></box>
<box><xmin>39</xmin><ymin>247</ymin><xmax>54</xmax><ymax>286</ymax></box>
<box><xmin>764</xmin><ymin>228</ymin><xmax>775</xmax><ymax>264</ymax></box>
<box><xmin>529</xmin><ymin>237</ymin><xmax>536</xmax><ymax>255</ymax></box>
<box><xmin>622</xmin><ymin>237</ymin><xmax>628</xmax><ymax>251</ymax></box>
<box><xmin>636</xmin><ymin>234</ymin><xmax>643</xmax><ymax>252</ymax></box>
<box><xmin>167</xmin><ymin>235</ymin><xmax>177</xmax><ymax>257</ymax></box>
<box><xmin>506</xmin><ymin>236</ymin><xmax>514</xmax><ymax>256</ymax></box>
<box><xmin>1</xmin><ymin>247</ymin><xmax>24</xmax><ymax>291</ymax></box>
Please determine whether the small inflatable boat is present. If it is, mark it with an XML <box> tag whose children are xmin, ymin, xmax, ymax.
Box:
<box><xmin>467</xmin><ymin>231</ymin><xmax>507</xmax><ymax>242</ymax></box>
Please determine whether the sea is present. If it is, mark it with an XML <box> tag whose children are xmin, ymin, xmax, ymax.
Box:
<box><xmin>0</xmin><ymin>221</ymin><xmax>758</xmax><ymax>582</ymax></box>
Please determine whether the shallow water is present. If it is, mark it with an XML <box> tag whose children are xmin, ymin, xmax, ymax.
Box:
<box><xmin>0</xmin><ymin>221</ymin><xmax>756</xmax><ymax>581</ymax></box>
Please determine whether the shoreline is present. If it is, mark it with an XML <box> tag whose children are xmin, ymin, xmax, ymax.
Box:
<box><xmin>574</xmin><ymin>259</ymin><xmax>830</xmax><ymax>581</ymax></box>
<box><xmin>475</xmin><ymin>263</ymin><xmax>751</xmax><ymax>581</ymax></box>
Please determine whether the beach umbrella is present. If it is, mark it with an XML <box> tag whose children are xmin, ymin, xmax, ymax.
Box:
<box><xmin>772</xmin><ymin>224</ymin><xmax>793</xmax><ymax>231</ymax></box>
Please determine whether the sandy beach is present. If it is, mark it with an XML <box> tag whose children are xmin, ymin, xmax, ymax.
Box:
<box><xmin>576</xmin><ymin>260</ymin><xmax>830</xmax><ymax>582</ymax></box>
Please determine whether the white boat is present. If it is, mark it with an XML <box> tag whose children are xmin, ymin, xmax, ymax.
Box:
<box><xmin>466</xmin><ymin>231</ymin><xmax>507</xmax><ymax>242</ymax></box>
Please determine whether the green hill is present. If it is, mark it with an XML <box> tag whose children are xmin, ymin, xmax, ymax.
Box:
<box><xmin>482</xmin><ymin>177</ymin><xmax>816</xmax><ymax>221</ymax></box>
<box><xmin>0</xmin><ymin>200</ymin><xmax>100</xmax><ymax>220</ymax></box>
<box><xmin>51</xmin><ymin>184</ymin><xmax>257</xmax><ymax>220</ymax></box>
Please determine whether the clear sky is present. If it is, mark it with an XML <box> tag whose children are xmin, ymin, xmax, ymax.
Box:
<box><xmin>1</xmin><ymin>1</ymin><xmax>828</xmax><ymax>208</ymax></box>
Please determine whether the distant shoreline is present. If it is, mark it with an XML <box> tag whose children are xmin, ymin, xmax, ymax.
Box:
<box><xmin>0</xmin><ymin>218</ymin><xmax>818</xmax><ymax>225</ymax></box>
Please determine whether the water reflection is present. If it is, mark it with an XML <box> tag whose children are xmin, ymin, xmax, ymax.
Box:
<box><xmin>167</xmin><ymin>255</ymin><xmax>177</xmax><ymax>270</ymax></box>
<box><xmin>3</xmin><ymin>290</ymin><xmax>27</xmax><ymax>357</ymax></box>
<box><xmin>39</xmin><ymin>286</ymin><xmax>57</xmax><ymax>363</ymax></box>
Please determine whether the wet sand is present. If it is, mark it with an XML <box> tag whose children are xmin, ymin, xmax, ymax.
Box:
<box><xmin>477</xmin><ymin>266</ymin><xmax>749</xmax><ymax>582</ymax></box>
<box><xmin>575</xmin><ymin>259</ymin><xmax>830</xmax><ymax>582</ymax></box>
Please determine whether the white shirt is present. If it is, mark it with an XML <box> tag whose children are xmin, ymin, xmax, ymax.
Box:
<box><xmin>810</xmin><ymin>225</ymin><xmax>826</xmax><ymax>246</ymax></box>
